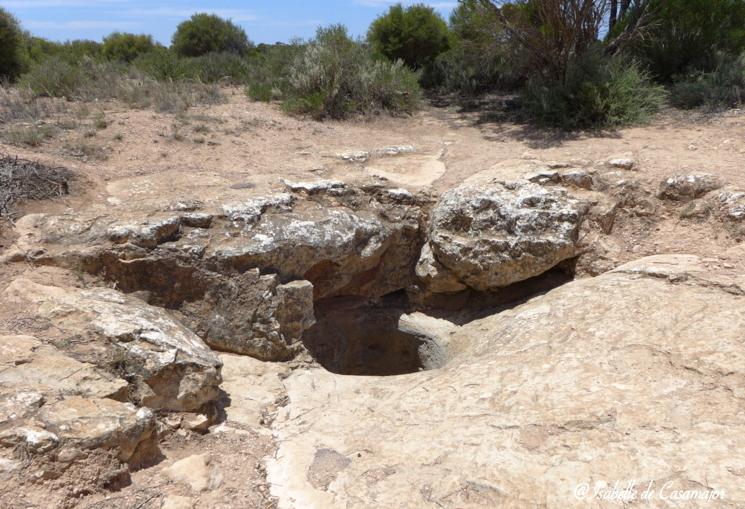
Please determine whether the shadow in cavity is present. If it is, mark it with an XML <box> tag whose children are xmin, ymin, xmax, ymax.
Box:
<box><xmin>303</xmin><ymin>300</ymin><xmax>445</xmax><ymax>377</ymax></box>
<box><xmin>421</xmin><ymin>262</ymin><xmax>576</xmax><ymax>325</ymax></box>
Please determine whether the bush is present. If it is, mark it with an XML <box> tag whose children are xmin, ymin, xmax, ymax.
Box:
<box><xmin>172</xmin><ymin>13</ymin><xmax>251</xmax><ymax>57</ymax></box>
<box><xmin>368</xmin><ymin>3</ymin><xmax>450</xmax><ymax>71</ymax></box>
<box><xmin>520</xmin><ymin>50</ymin><xmax>667</xmax><ymax>129</ymax></box>
<box><xmin>21</xmin><ymin>37</ymin><xmax>101</xmax><ymax>66</ymax></box>
<box><xmin>135</xmin><ymin>48</ymin><xmax>250</xmax><ymax>84</ymax></box>
<box><xmin>133</xmin><ymin>47</ymin><xmax>192</xmax><ymax>81</ymax></box>
<box><xmin>0</xmin><ymin>8</ymin><xmax>24</xmax><ymax>80</ymax></box>
<box><xmin>245</xmin><ymin>42</ymin><xmax>305</xmax><ymax>101</ymax></box>
<box><xmin>625</xmin><ymin>0</ymin><xmax>745</xmax><ymax>82</ymax></box>
<box><xmin>182</xmin><ymin>52</ymin><xmax>250</xmax><ymax>84</ymax></box>
<box><xmin>427</xmin><ymin>0</ymin><xmax>518</xmax><ymax>94</ymax></box>
<box><xmin>671</xmin><ymin>53</ymin><xmax>745</xmax><ymax>109</ymax></box>
<box><xmin>18</xmin><ymin>58</ymin><xmax>86</xmax><ymax>98</ymax></box>
<box><xmin>282</xmin><ymin>25</ymin><xmax>421</xmax><ymax>119</ymax></box>
<box><xmin>102</xmin><ymin>32</ymin><xmax>157</xmax><ymax>63</ymax></box>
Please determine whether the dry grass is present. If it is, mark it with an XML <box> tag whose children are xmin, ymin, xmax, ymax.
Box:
<box><xmin>1</xmin><ymin>124</ymin><xmax>57</xmax><ymax>147</ymax></box>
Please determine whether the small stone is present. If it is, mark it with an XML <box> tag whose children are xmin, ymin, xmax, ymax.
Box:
<box><xmin>161</xmin><ymin>495</ymin><xmax>194</xmax><ymax>509</ymax></box>
<box><xmin>608</xmin><ymin>157</ymin><xmax>635</xmax><ymax>170</ymax></box>
<box><xmin>163</xmin><ymin>454</ymin><xmax>220</xmax><ymax>493</ymax></box>
<box><xmin>184</xmin><ymin>414</ymin><xmax>209</xmax><ymax>433</ymax></box>
<box><xmin>163</xmin><ymin>415</ymin><xmax>182</xmax><ymax>429</ymax></box>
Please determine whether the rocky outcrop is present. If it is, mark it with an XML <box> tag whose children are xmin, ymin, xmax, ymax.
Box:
<box><xmin>3</xmin><ymin>184</ymin><xmax>427</xmax><ymax>360</ymax></box>
<box><xmin>417</xmin><ymin>180</ymin><xmax>585</xmax><ymax>293</ymax></box>
<box><xmin>3</xmin><ymin>278</ymin><xmax>222</xmax><ymax>412</ymax></box>
<box><xmin>0</xmin><ymin>334</ymin><xmax>156</xmax><ymax>484</ymax></box>
<box><xmin>713</xmin><ymin>189</ymin><xmax>745</xmax><ymax>239</ymax></box>
<box><xmin>267</xmin><ymin>255</ymin><xmax>745</xmax><ymax>508</ymax></box>
<box><xmin>187</xmin><ymin>270</ymin><xmax>315</xmax><ymax>361</ymax></box>
<box><xmin>657</xmin><ymin>174</ymin><xmax>723</xmax><ymax>201</ymax></box>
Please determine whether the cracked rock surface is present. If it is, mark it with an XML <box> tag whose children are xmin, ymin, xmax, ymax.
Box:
<box><xmin>267</xmin><ymin>254</ymin><xmax>745</xmax><ymax>508</ymax></box>
<box><xmin>419</xmin><ymin>180</ymin><xmax>586</xmax><ymax>293</ymax></box>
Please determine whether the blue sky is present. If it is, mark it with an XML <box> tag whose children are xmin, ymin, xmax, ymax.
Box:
<box><xmin>2</xmin><ymin>0</ymin><xmax>457</xmax><ymax>45</ymax></box>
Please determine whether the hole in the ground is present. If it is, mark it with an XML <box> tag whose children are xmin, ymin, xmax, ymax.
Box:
<box><xmin>303</xmin><ymin>299</ymin><xmax>446</xmax><ymax>376</ymax></box>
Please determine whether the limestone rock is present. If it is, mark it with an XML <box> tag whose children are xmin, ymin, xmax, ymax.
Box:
<box><xmin>8</xmin><ymin>184</ymin><xmax>425</xmax><ymax>303</ymax></box>
<box><xmin>3</xmin><ymin>279</ymin><xmax>222</xmax><ymax>412</ymax></box>
<box><xmin>607</xmin><ymin>156</ymin><xmax>635</xmax><ymax>170</ymax></box>
<box><xmin>0</xmin><ymin>335</ymin><xmax>128</xmax><ymax>401</ymax></box>
<box><xmin>414</xmin><ymin>243</ymin><xmax>466</xmax><ymax>293</ymax></box>
<box><xmin>186</xmin><ymin>269</ymin><xmax>315</xmax><ymax>360</ymax></box>
<box><xmin>280</xmin><ymin>179</ymin><xmax>349</xmax><ymax>196</ymax></box>
<box><xmin>267</xmin><ymin>255</ymin><xmax>745</xmax><ymax>508</ymax></box>
<box><xmin>37</xmin><ymin>398</ymin><xmax>155</xmax><ymax>462</ymax></box>
<box><xmin>420</xmin><ymin>181</ymin><xmax>585</xmax><ymax>292</ymax></box>
<box><xmin>218</xmin><ymin>353</ymin><xmax>290</xmax><ymax>429</ymax></box>
<box><xmin>716</xmin><ymin>189</ymin><xmax>745</xmax><ymax>221</ymax></box>
<box><xmin>164</xmin><ymin>454</ymin><xmax>221</xmax><ymax>493</ymax></box>
<box><xmin>222</xmin><ymin>194</ymin><xmax>295</xmax><ymax>224</ymax></box>
<box><xmin>657</xmin><ymin>174</ymin><xmax>723</xmax><ymax>201</ymax></box>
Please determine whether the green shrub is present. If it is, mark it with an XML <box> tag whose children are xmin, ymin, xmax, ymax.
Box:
<box><xmin>282</xmin><ymin>25</ymin><xmax>421</xmax><ymax>119</ymax></box>
<box><xmin>520</xmin><ymin>51</ymin><xmax>667</xmax><ymax>129</ymax></box>
<box><xmin>135</xmin><ymin>49</ymin><xmax>250</xmax><ymax>84</ymax></box>
<box><xmin>368</xmin><ymin>3</ymin><xmax>450</xmax><ymax>71</ymax></box>
<box><xmin>183</xmin><ymin>52</ymin><xmax>250</xmax><ymax>84</ymax></box>
<box><xmin>671</xmin><ymin>53</ymin><xmax>745</xmax><ymax>109</ymax></box>
<box><xmin>426</xmin><ymin>0</ymin><xmax>518</xmax><ymax>94</ymax></box>
<box><xmin>172</xmin><ymin>13</ymin><xmax>251</xmax><ymax>57</ymax></box>
<box><xmin>245</xmin><ymin>42</ymin><xmax>305</xmax><ymax>101</ymax></box>
<box><xmin>133</xmin><ymin>48</ymin><xmax>192</xmax><ymax>81</ymax></box>
<box><xmin>624</xmin><ymin>0</ymin><xmax>745</xmax><ymax>82</ymax></box>
<box><xmin>18</xmin><ymin>58</ymin><xmax>85</xmax><ymax>98</ymax></box>
<box><xmin>102</xmin><ymin>32</ymin><xmax>157</xmax><ymax>63</ymax></box>
<box><xmin>247</xmin><ymin>83</ymin><xmax>277</xmax><ymax>102</ymax></box>
<box><xmin>20</xmin><ymin>36</ymin><xmax>102</xmax><ymax>68</ymax></box>
<box><xmin>0</xmin><ymin>8</ymin><xmax>24</xmax><ymax>80</ymax></box>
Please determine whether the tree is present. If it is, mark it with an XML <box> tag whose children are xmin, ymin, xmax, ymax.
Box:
<box><xmin>102</xmin><ymin>32</ymin><xmax>157</xmax><ymax>62</ymax></box>
<box><xmin>172</xmin><ymin>13</ymin><xmax>251</xmax><ymax>57</ymax></box>
<box><xmin>623</xmin><ymin>0</ymin><xmax>745</xmax><ymax>81</ymax></box>
<box><xmin>368</xmin><ymin>3</ymin><xmax>451</xmax><ymax>70</ymax></box>
<box><xmin>483</xmin><ymin>0</ymin><xmax>607</xmax><ymax>81</ymax></box>
<box><xmin>0</xmin><ymin>8</ymin><xmax>24</xmax><ymax>80</ymax></box>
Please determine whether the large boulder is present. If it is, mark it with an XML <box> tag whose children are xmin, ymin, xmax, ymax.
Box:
<box><xmin>266</xmin><ymin>255</ymin><xmax>745</xmax><ymax>508</ymax></box>
<box><xmin>418</xmin><ymin>181</ymin><xmax>585</xmax><ymax>293</ymax></box>
<box><xmin>2</xmin><ymin>278</ymin><xmax>222</xmax><ymax>412</ymax></box>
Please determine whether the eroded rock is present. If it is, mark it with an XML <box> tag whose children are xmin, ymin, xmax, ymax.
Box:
<box><xmin>4</xmin><ymin>185</ymin><xmax>427</xmax><ymax>360</ymax></box>
<box><xmin>3</xmin><ymin>278</ymin><xmax>222</xmax><ymax>412</ymax></box>
<box><xmin>657</xmin><ymin>174</ymin><xmax>723</xmax><ymax>201</ymax></box>
<box><xmin>419</xmin><ymin>180</ymin><xmax>585</xmax><ymax>293</ymax></box>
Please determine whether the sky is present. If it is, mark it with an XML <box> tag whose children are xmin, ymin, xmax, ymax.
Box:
<box><xmin>2</xmin><ymin>0</ymin><xmax>458</xmax><ymax>45</ymax></box>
